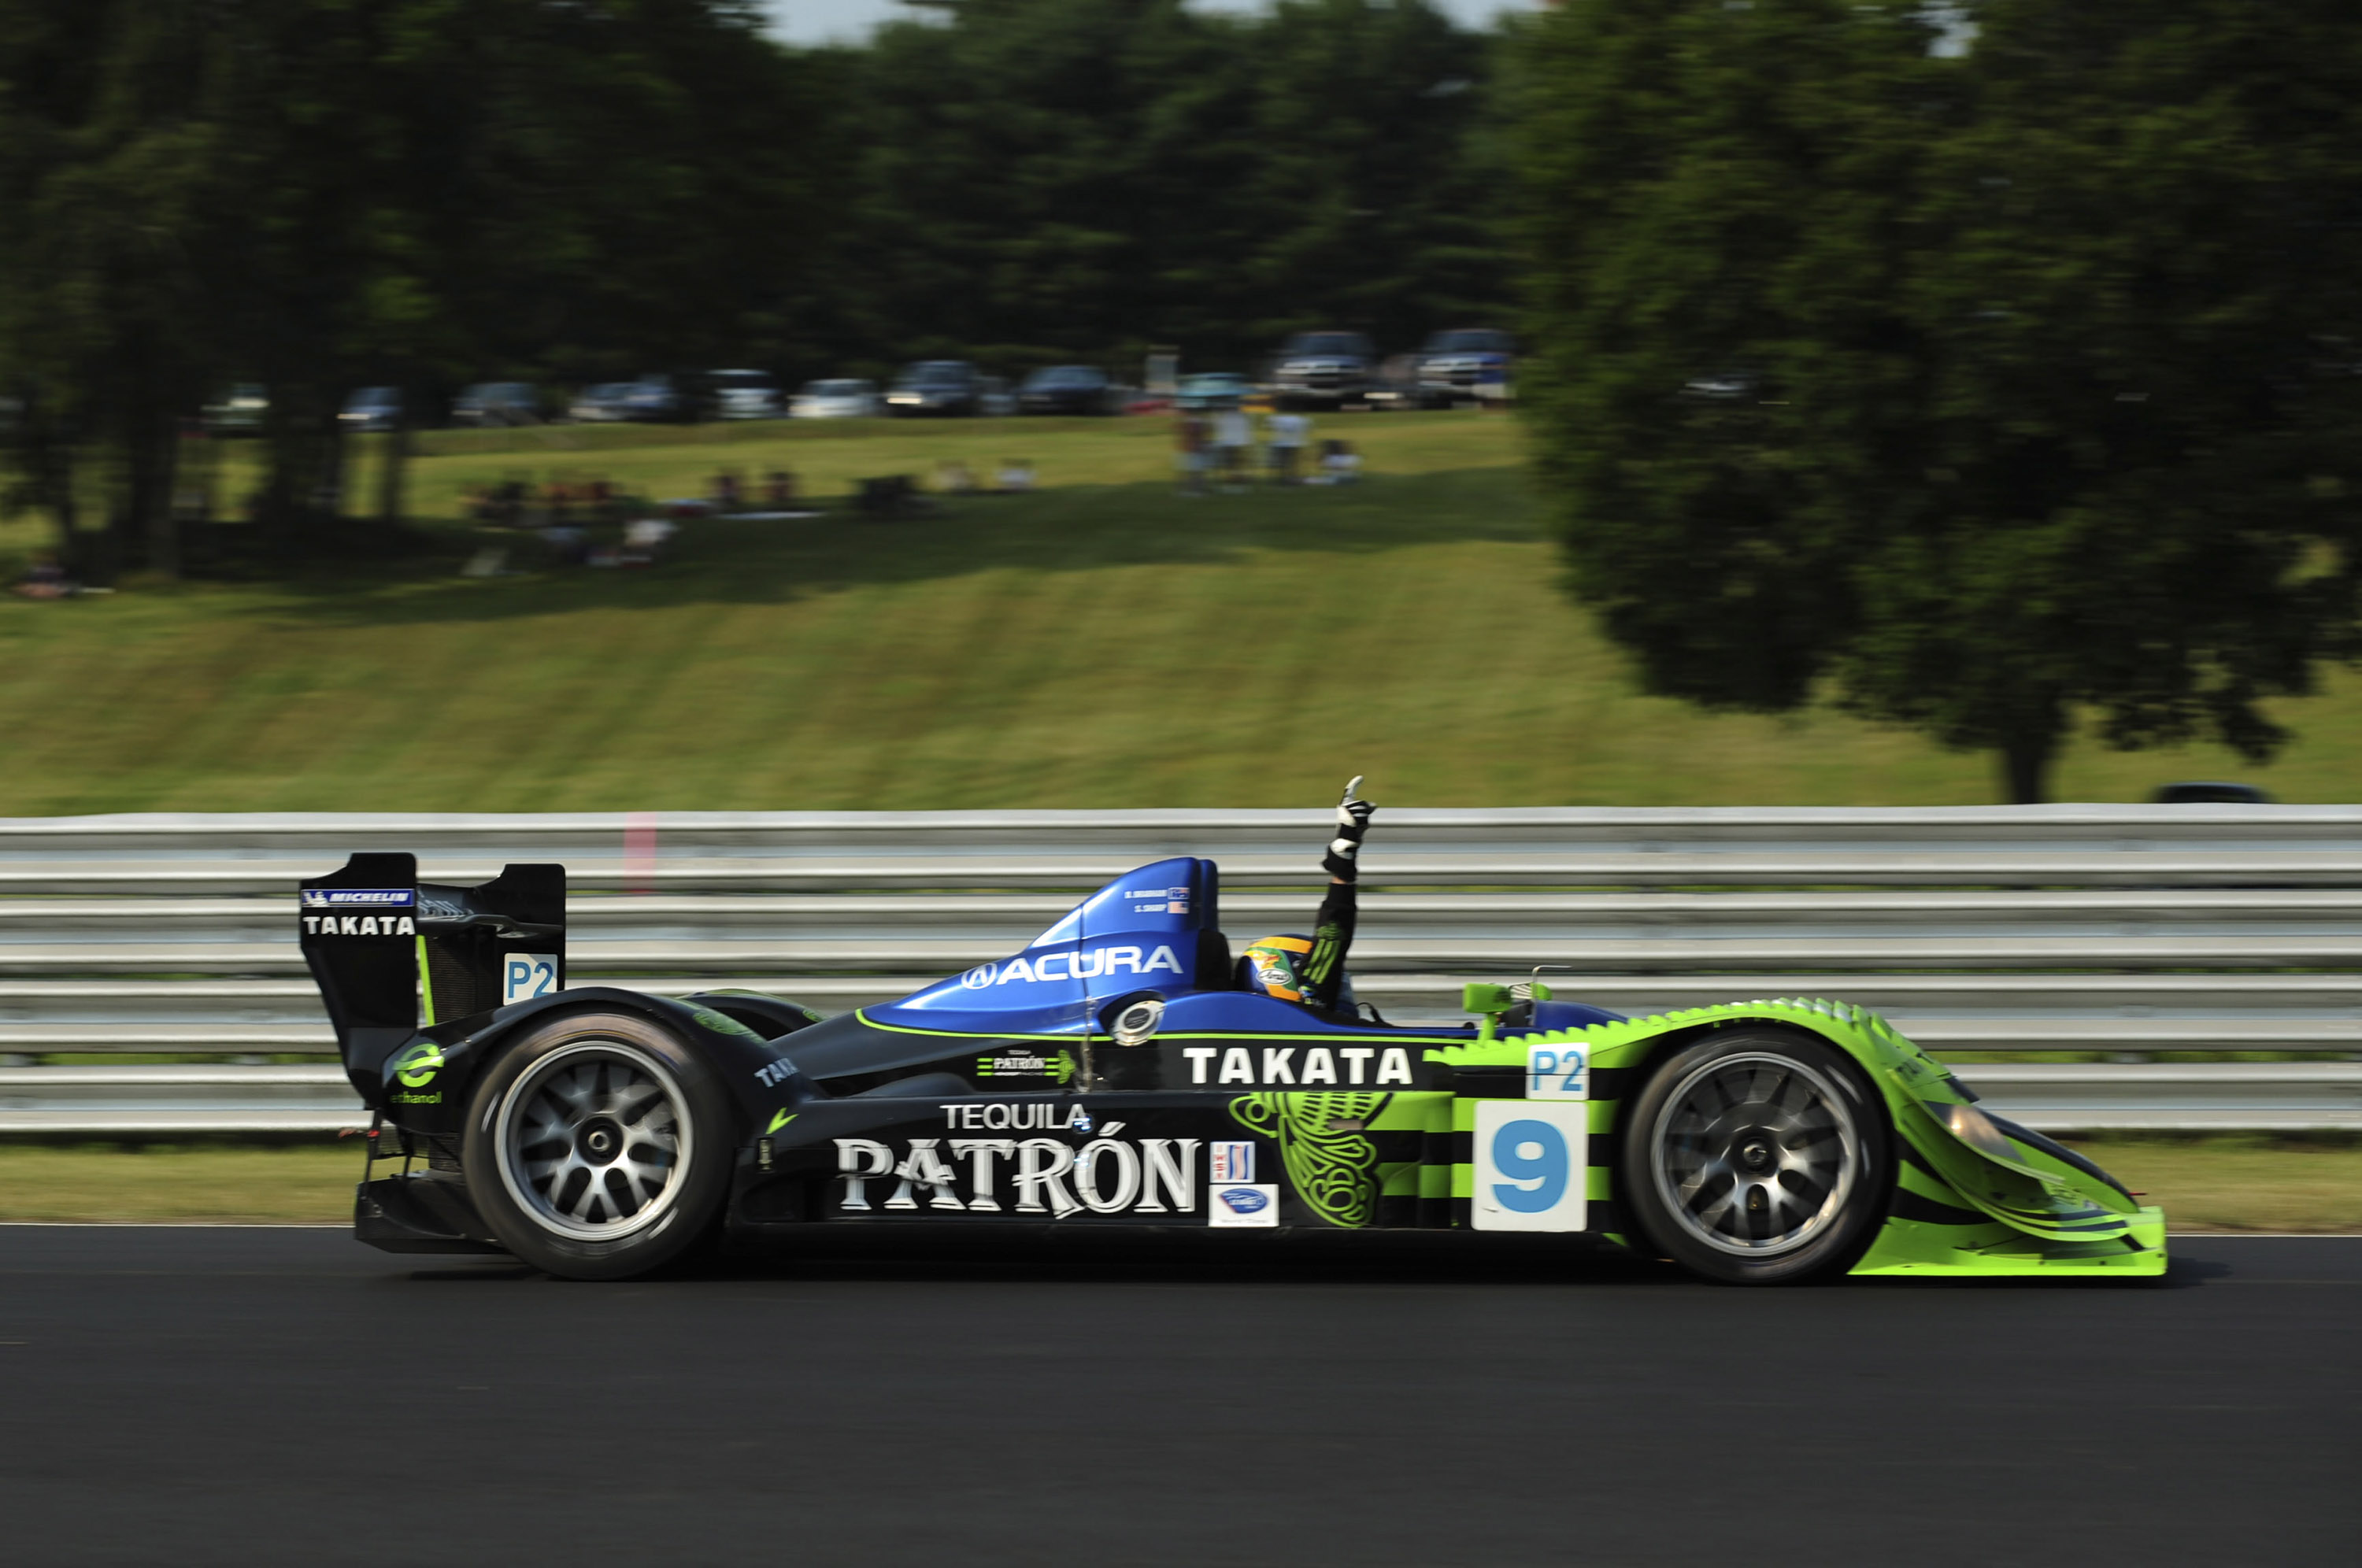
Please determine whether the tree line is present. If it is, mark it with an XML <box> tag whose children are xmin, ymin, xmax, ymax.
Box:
<box><xmin>1519</xmin><ymin>0</ymin><xmax>2362</xmax><ymax>801</ymax></box>
<box><xmin>0</xmin><ymin>0</ymin><xmax>1507</xmax><ymax>579</ymax></box>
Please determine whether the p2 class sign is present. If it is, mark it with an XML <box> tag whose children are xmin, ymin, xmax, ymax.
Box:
<box><xmin>1471</xmin><ymin>1100</ymin><xmax>1588</xmax><ymax>1233</ymax></box>
<box><xmin>502</xmin><ymin>955</ymin><xmax>560</xmax><ymax>1006</ymax></box>
<box><xmin>1524</xmin><ymin>1043</ymin><xmax>1587</xmax><ymax>1100</ymax></box>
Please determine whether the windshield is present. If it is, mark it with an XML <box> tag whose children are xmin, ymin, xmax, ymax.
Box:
<box><xmin>712</xmin><ymin>371</ymin><xmax>772</xmax><ymax>390</ymax></box>
<box><xmin>808</xmin><ymin>379</ymin><xmax>868</xmax><ymax>396</ymax></box>
<box><xmin>1283</xmin><ymin>333</ymin><xmax>1372</xmax><ymax>359</ymax></box>
<box><xmin>899</xmin><ymin>361</ymin><xmax>972</xmax><ymax>386</ymax></box>
<box><xmin>1424</xmin><ymin>330</ymin><xmax>1512</xmax><ymax>355</ymax></box>
<box><xmin>1025</xmin><ymin>366</ymin><xmax>1102</xmax><ymax>389</ymax></box>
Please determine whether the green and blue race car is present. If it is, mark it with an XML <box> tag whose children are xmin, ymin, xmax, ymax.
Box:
<box><xmin>302</xmin><ymin>848</ymin><xmax>2165</xmax><ymax>1284</ymax></box>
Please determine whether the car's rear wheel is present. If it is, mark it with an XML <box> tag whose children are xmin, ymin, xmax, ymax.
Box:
<box><xmin>461</xmin><ymin>1011</ymin><xmax>735</xmax><ymax>1280</ymax></box>
<box><xmin>1620</xmin><ymin>1029</ymin><xmax>1890</xmax><ymax>1285</ymax></box>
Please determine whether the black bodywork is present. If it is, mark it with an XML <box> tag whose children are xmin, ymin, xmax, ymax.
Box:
<box><xmin>305</xmin><ymin>853</ymin><xmax>1627</xmax><ymax>1256</ymax></box>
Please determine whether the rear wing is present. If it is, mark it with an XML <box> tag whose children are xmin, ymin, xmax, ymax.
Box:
<box><xmin>300</xmin><ymin>852</ymin><xmax>566</xmax><ymax>1077</ymax></box>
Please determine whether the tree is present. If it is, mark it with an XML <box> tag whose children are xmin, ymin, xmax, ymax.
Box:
<box><xmin>834</xmin><ymin>0</ymin><xmax>1508</xmax><ymax>372</ymax></box>
<box><xmin>0</xmin><ymin>0</ymin><xmax>232</xmax><ymax>579</ymax></box>
<box><xmin>2</xmin><ymin>0</ymin><xmax>823</xmax><ymax>564</ymax></box>
<box><xmin>1516</xmin><ymin>0</ymin><xmax>2362</xmax><ymax>801</ymax></box>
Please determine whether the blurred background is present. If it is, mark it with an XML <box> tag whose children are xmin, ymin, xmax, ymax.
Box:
<box><xmin>2</xmin><ymin>1</ymin><xmax>2359</xmax><ymax>1222</ymax></box>
<box><xmin>2</xmin><ymin>0</ymin><xmax>2355</xmax><ymax>814</ymax></box>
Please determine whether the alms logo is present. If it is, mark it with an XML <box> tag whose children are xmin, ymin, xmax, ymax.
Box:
<box><xmin>959</xmin><ymin>945</ymin><xmax>1185</xmax><ymax>989</ymax></box>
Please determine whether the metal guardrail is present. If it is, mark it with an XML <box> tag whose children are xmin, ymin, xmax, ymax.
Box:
<box><xmin>6</xmin><ymin>1061</ymin><xmax>2358</xmax><ymax>1135</ymax></box>
<box><xmin>2</xmin><ymin>807</ymin><xmax>2357</xmax><ymax>1131</ymax></box>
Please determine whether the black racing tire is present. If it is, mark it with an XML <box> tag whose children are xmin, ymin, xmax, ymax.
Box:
<box><xmin>461</xmin><ymin>1010</ymin><xmax>736</xmax><ymax>1281</ymax></box>
<box><xmin>1619</xmin><ymin>1028</ymin><xmax>1891</xmax><ymax>1285</ymax></box>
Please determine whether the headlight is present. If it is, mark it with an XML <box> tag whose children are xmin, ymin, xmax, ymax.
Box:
<box><xmin>1935</xmin><ymin>1099</ymin><xmax>2018</xmax><ymax>1163</ymax></box>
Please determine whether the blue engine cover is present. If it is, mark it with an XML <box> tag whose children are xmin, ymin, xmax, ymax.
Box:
<box><xmin>869</xmin><ymin>857</ymin><xmax>1224</xmax><ymax>1034</ymax></box>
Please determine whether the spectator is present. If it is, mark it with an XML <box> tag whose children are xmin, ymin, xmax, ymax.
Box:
<box><xmin>995</xmin><ymin>458</ymin><xmax>1035</xmax><ymax>494</ymax></box>
<box><xmin>10</xmin><ymin>553</ymin><xmax>73</xmax><ymax>600</ymax></box>
<box><xmin>622</xmin><ymin>516</ymin><xmax>676</xmax><ymax>564</ymax></box>
<box><xmin>765</xmin><ymin>469</ymin><xmax>798</xmax><ymax>507</ymax></box>
<box><xmin>936</xmin><ymin>458</ymin><xmax>977</xmax><ymax>495</ymax></box>
<box><xmin>1313</xmin><ymin>438</ymin><xmax>1362</xmax><ymax>485</ymax></box>
<box><xmin>1267</xmin><ymin>409</ymin><xmax>1309</xmax><ymax>484</ymax></box>
<box><xmin>712</xmin><ymin>469</ymin><xmax>744</xmax><ymax>511</ymax></box>
<box><xmin>544</xmin><ymin>524</ymin><xmax>588</xmax><ymax>566</ymax></box>
<box><xmin>1213</xmin><ymin>405</ymin><xmax>1251</xmax><ymax>490</ymax></box>
<box><xmin>1175</xmin><ymin>411</ymin><xmax>1208</xmax><ymax>495</ymax></box>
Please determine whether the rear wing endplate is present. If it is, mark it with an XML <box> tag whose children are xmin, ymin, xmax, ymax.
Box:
<box><xmin>299</xmin><ymin>852</ymin><xmax>566</xmax><ymax>1079</ymax></box>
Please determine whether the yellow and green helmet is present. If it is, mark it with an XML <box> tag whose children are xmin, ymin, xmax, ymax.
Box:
<box><xmin>1238</xmin><ymin>934</ymin><xmax>1315</xmax><ymax>1003</ymax></box>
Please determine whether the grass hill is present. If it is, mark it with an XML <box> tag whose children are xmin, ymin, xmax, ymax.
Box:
<box><xmin>1</xmin><ymin>412</ymin><xmax>2354</xmax><ymax>813</ymax></box>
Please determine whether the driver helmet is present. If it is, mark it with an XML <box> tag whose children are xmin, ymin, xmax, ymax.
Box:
<box><xmin>1237</xmin><ymin>934</ymin><xmax>1353</xmax><ymax>1011</ymax></box>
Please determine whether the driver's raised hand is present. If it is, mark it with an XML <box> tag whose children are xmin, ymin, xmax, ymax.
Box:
<box><xmin>1324</xmin><ymin>775</ymin><xmax>1374</xmax><ymax>880</ymax></box>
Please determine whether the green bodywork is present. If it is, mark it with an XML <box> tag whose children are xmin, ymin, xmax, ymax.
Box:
<box><xmin>769</xmin><ymin>994</ymin><xmax>2163</xmax><ymax>1277</ymax></box>
<box><xmin>1430</xmin><ymin>997</ymin><xmax>2166</xmax><ymax>1278</ymax></box>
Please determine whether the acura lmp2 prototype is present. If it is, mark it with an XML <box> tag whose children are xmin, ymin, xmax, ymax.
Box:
<box><xmin>302</xmin><ymin>852</ymin><xmax>2166</xmax><ymax>1283</ymax></box>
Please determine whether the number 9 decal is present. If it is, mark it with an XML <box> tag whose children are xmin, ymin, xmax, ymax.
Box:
<box><xmin>1472</xmin><ymin>1100</ymin><xmax>1588</xmax><ymax>1232</ymax></box>
<box><xmin>1490</xmin><ymin>1119</ymin><xmax>1569</xmax><ymax>1212</ymax></box>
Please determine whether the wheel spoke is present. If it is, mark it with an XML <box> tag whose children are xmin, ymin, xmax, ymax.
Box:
<box><xmin>498</xmin><ymin>1043</ymin><xmax>692</xmax><ymax>1241</ymax></box>
<box><xmin>1653</xmin><ymin>1052</ymin><xmax>1860</xmax><ymax>1258</ymax></box>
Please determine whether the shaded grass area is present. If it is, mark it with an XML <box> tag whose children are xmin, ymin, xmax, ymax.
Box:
<box><xmin>3</xmin><ymin>411</ymin><xmax>2359</xmax><ymax>812</ymax></box>
<box><xmin>0</xmin><ymin>1136</ymin><xmax>2352</xmax><ymax>1231</ymax></box>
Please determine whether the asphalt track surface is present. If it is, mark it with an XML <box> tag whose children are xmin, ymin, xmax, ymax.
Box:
<box><xmin>1</xmin><ymin>1228</ymin><xmax>2356</xmax><ymax>1566</ymax></box>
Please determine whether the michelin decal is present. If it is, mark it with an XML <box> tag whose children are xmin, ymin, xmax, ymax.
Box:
<box><xmin>300</xmin><ymin>888</ymin><xmax>417</xmax><ymax>937</ymax></box>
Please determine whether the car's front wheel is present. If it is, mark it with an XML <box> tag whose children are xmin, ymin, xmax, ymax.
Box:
<box><xmin>461</xmin><ymin>1011</ymin><xmax>735</xmax><ymax>1280</ymax></box>
<box><xmin>1620</xmin><ymin>1029</ymin><xmax>1890</xmax><ymax>1284</ymax></box>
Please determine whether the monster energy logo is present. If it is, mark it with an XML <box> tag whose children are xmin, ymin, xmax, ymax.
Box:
<box><xmin>1230</xmin><ymin>1091</ymin><xmax>1394</xmax><ymax>1229</ymax></box>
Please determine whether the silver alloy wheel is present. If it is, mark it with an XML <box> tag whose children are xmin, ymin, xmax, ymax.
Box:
<box><xmin>494</xmin><ymin>1041</ymin><xmax>694</xmax><ymax>1242</ymax></box>
<box><xmin>1649</xmin><ymin>1052</ymin><xmax>1860</xmax><ymax>1257</ymax></box>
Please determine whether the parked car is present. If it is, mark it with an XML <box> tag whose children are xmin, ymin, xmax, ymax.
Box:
<box><xmin>1679</xmin><ymin>369</ymin><xmax>1760</xmax><ymax>402</ymax></box>
<box><xmin>1415</xmin><ymin>328</ymin><xmax>1515</xmax><ymax>406</ymax></box>
<box><xmin>885</xmin><ymin>361</ymin><xmax>986</xmax><ymax>416</ymax></box>
<box><xmin>1363</xmin><ymin>354</ymin><xmax>1423</xmax><ymax>412</ymax></box>
<box><xmin>339</xmin><ymin>387</ymin><xmax>403</xmax><ymax>433</ymax></box>
<box><xmin>2154</xmin><ymin>782</ymin><xmax>2275</xmax><ymax>804</ymax></box>
<box><xmin>568</xmin><ymin>383</ymin><xmax>636</xmax><ymax>423</ymax></box>
<box><xmin>1175</xmin><ymin>372</ymin><xmax>1252</xmax><ymax>410</ymax></box>
<box><xmin>710</xmin><ymin>368</ymin><xmax>783</xmax><ymax>421</ymax></box>
<box><xmin>620</xmin><ymin>375</ymin><xmax>687</xmax><ymax>423</ymax></box>
<box><xmin>977</xmin><ymin>375</ymin><xmax>1016</xmax><ymax>418</ymax></box>
<box><xmin>203</xmin><ymin>383</ymin><xmax>270</xmax><ymax>436</ymax></box>
<box><xmin>1017</xmin><ymin>365</ymin><xmax>1115</xmax><ymax>416</ymax></box>
<box><xmin>790</xmin><ymin>378</ymin><xmax>883</xmax><ymax>419</ymax></box>
<box><xmin>451</xmin><ymin>382</ymin><xmax>542</xmax><ymax>427</ymax></box>
<box><xmin>1269</xmin><ymin>331</ymin><xmax>1377</xmax><ymax>409</ymax></box>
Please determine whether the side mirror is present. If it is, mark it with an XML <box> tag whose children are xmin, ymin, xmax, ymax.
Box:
<box><xmin>1464</xmin><ymin>982</ymin><xmax>1514</xmax><ymax>1044</ymax></box>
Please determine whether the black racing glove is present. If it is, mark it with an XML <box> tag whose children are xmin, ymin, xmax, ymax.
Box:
<box><xmin>1321</xmin><ymin>775</ymin><xmax>1375</xmax><ymax>882</ymax></box>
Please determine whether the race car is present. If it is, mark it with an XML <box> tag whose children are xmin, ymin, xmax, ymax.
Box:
<box><xmin>301</xmin><ymin>852</ymin><xmax>2166</xmax><ymax>1283</ymax></box>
